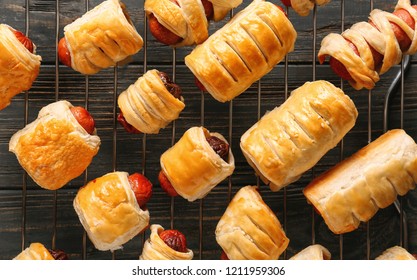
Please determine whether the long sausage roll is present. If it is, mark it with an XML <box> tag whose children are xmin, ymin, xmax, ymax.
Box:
<box><xmin>303</xmin><ymin>129</ymin><xmax>417</xmax><ymax>235</ymax></box>
<box><xmin>375</xmin><ymin>246</ymin><xmax>416</xmax><ymax>260</ymax></box>
<box><xmin>215</xmin><ymin>186</ymin><xmax>289</xmax><ymax>260</ymax></box>
<box><xmin>73</xmin><ymin>171</ymin><xmax>151</xmax><ymax>251</ymax></box>
<box><xmin>159</xmin><ymin>126</ymin><xmax>234</xmax><ymax>202</ymax></box>
<box><xmin>145</xmin><ymin>0</ymin><xmax>243</xmax><ymax>46</ymax></box>
<box><xmin>9</xmin><ymin>100</ymin><xmax>100</xmax><ymax>191</ymax></box>
<box><xmin>240</xmin><ymin>80</ymin><xmax>358</xmax><ymax>192</ymax></box>
<box><xmin>58</xmin><ymin>0</ymin><xmax>143</xmax><ymax>75</ymax></box>
<box><xmin>318</xmin><ymin>0</ymin><xmax>417</xmax><ymax>90</ymax></box>
<box><xmin>13</xmin><ymin>243</ymin><xmax>68</xmax><ymax>260</ymax></box>
<box><xmin>0</xmin><ymin>24</ymin><xmax>41</xmax><ymax>110</ymax></box>
<box><xmin>140</xmin><ymin>224</ymin><xmax>194</xmax><ymax>260</ymax></box>
<box><xmin>289</xmin><ymin>244</ymin><xmax>331</xmax><ymax>260</ymax></box>
<box><xmin>281</xmin><ymin>0</ymin><xmax>331</xmax><ymax>16</ymax></box>
<box><xmin>185</xmin><ymin>0</ymin><xmax>297</xmax><ymax>102</ymax></box>
<box><xmin>117</xmin><ymin>69</ymin><xmax>185</xmax><ymax>134</ymax></box>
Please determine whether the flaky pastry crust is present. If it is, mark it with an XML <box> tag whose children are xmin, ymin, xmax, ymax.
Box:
<box><xmin>185</xmin><ymin>0</ymin><xmax>296</xmax><ymax>102</ymax></box>
<box><xmin>240</xmin><ymin>80</ymin><xmax>358</xmax><ymax>192</ymax></box>
<box><xmin>303</xmin><ymin>129</ymin><xmax>417</xmax><ymax>234</ymax></box>
<box><xmin>289</xmin><ymin>244</ymin><xmax>331</xmax><ymax>260</ymax></box>
<box><xmin>9</xmin><ymin>100</ymin><xmax>100</xmax><ymax>190</ymax></box>
<box><xmin>0</xmin><ymin>24</ymin><xmax>41</xmax><ymax>110</ymax></box>
<box><xmin>215</xmin><ymin>186</ymin><xmax>289</xmax><ymax>260</ymax></box>
<box><xmin>290</xmin><ymin>0</ymin><xmax>331</xmax><ymax>16</ymax></box>
<box><xmin>13</xmin><ymin>243</ymin><xmax>54</xmax><ymax>260</ymax></box>
<box><xmin>140</xmin><ymin>224</ymin><xmax>194</xmax><ymax>260</ymax></box>
<box><xmin>73</xmin><ymin>171</ymin><xmax>150</xmax><ymax>251</ymax></box>
<box><xmin>375</xmin><ymin>246</ymin><xmax>416</xmax><ymax>260</ymax></box>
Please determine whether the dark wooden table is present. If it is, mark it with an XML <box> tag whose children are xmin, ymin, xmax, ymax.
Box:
<box><xmin>1</xmin><ymin>0</ymin><xmax>417</xmax><ymax>260</ymax></box>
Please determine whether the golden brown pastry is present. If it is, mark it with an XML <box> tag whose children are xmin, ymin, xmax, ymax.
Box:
<box><xmin>9</xmin><ymin>100</ymin><xmax>100</xmax><ymax>190</ymax></box>
<box><xmin>73</xmin><ymin>171</ymin><xmax>150</xmax><ymax>251</ymax></box>
<box><xmin>144</xmin><ymin>0</ymin><xmax>243</xmax><ymax>46</ymax></box>
<box><xmin>318</xmin><ymin>0</ymin><xmax>417</xmax><ymax>90</ymax></box>
<box><xmin>160</xmin><ymin>126</ymin><xmax>235</xmax><ymax>202</ymax></box>
<box><xmin>140</xmin><ymin>224</ymin><xmax>194</xmax><ymax>260</ymax></box>
<box><xmin>0</xmin><ymin>24</ymin><xmax>41</xmax><ymax>110</ymax></box>
<box><xmin>185</xmin><ymin>0</ymin><xmax>297</xmax><ymax>102</ymax></box>
<box><xmin>215</xmin><ymin>186</ymin><xmax>289</xmax><ymax>260</ymax></box>
<box><xmin>289</xmin><ymin>244</ymin><xmax>331</xmax><ymax>260</ymax></box>
<box><xmin>58</xmin><ymin>0</ymin><xmax>143</xmax><ymax>75</ymax></box>
<box><xmin>240</xmin><ymin>80</ymin><xmax>358</xmax><ymax>192</ymax></box>
<box><xmin>117</xmin><ymin>69</ymin><xmax>185</xmax><ymax>134</ymax></box>
<box><xmin>303</xmin><ymin>129</ymin><xmax>417</xmax><ymax>234</ymax></box>
<box><xmin>375</xmin><ymin>246</ymin><xmax>416</xmax><ymax>260</ymax></box>
<box><xmin>13</xmin><ymin>243</ymin><xmax>68</xmax><ymax>260</ymax></box>
<box><xmin>281</xmin><ymin>0</ymin><xmax>331</xmax><ymax>16</ymax></box>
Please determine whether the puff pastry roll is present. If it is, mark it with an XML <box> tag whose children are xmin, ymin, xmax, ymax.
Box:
<box><xmin>117</xmin><ymin>69</ymin><xmax>185</xmax><ymax>134</ymax></box>
<box><xmin>9</xmin><ymin>100</ymin><xmax>100</xmax><ymax>190</ymax></box>
<box><xmin>145</xmin><ymin>0</ymin><xmax>242</xmax><ymax>46</ymax></box>
<box><xmin>58</xmin><ymin>0</ymin><xmax>143</xmax><ymax>75</ymax></box>
<box><xmin>13</xmin><ymin>243</ymin><xmax>68</xmax><ymax>260</ymax></box>
<box><xmin>140</xmin><ymin>224</ymin><xmax>194</xmax><ymax>260</ymax></box>
<box><xmin>185</xmin><ymin>0</ymin><xmax>297</xmax><ymax>102</ymax></box>
<box><xmin>282</xmin><ymin>0</ymin><xmax>331</xmax><ymax>16</ymax></box>
<box><xmin>375</xmin><ymin>246</ymin><xmax>416</xmax><ymax>260</ymax></box>
<box><xmin>318</xmin><ymin>0</ymin><xmax>417</xmax><ymax>90</ymax></box>
<box><xmin>160</xmin><ymin>126</ymin><xmax>234</xmax><ymax>202</ymax></box>
<box><xmin>0</xmin><ymin>24</ymin><xmax>41</xmax><ymax>110</ymax></box>
<box><xmin>303</xmin><ymin>129</ymin><xmax>417</xmax><ymax>234</ymax></box>
<box><xmin>216</xmin><ymin>186</ymin><xmax>289</xmax><ymax>260</ymax></box>
<box><xmin>240</xmin><ymin>80</ymin><xmax>358</xmax><ymax>192</ymax></box>
<box><xmin>73</xmin><ymin>171</ymin><xmax>150</xmax><ymax>251</ymax></box>
<box><xmin>289</xmin><ymin>244</ymin><xmax>331</xmax><ymax>260</ymax></box>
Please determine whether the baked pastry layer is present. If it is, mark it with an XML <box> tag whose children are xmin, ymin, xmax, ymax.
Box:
<box><xmin>73</xmin><ymin>171</ymin><xmax>150</xmax><ymax>251</ymax></box>
<box><xmin>185</xmin><ymin>0</ymin><xmax>297</xmax><ymax>102</ymax></box>
<box><xmin>216</xmin><ymin>186</ymin><xmax>289</xmax><ymax>260</ymax></box>
<box><xmin>290</xmin><ymin>0</ymin><xmax>331</xmax><ymax>16</ymax></box>
<box><xmin>13</xmin><ymin>243</ymin><xmax>54</xmax><ymax>260</ymax></box>
<box><xmin>9</xmin><ymin>100</ymin><xmax>100</xmax><ymax>190</ymax></box>
<box><xmin>289</xmin><ymin>244</ymin><xmax>331</xmax><ymax>260</ymax></box>
<box><xmin>240</xmin><ymin>80</ymin><xmax>358</xmax><ymax>192</ymax></box>
<box><xmin>375</xmin><ymin>246</ymin><xmax>416</xmax><ymax>260</ymax></box>
<box><xmin>303</xmin><ymin>129</ymin><xmax>417</xmax><ymax>234</ymax></box>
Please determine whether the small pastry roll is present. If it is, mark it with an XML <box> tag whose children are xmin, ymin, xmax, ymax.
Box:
<box><xmin>240</xmin><ymin>80</ymin><xmax>358</xmax><ymax>192</ymax></box>
<box><xmin>9</xmin><ymin>100</ymin><xmax>100</xmax><ymax>191</ymax></box>
<box><xmin>59</xmin><ymin>0</ymin><xmax>143</xmax><ymax>75</ymax></box>
<box><xmin>140</xmin><ymin>224</ymin><xmax>194</xmax><ymax>260</ymax></box>
<box><xmin>282</xmin><ymin>0</ymin><xmax>331</xmax><ymax>17</ymax></box>
<box><xmin>185</xmin><ymin>0</ymin><xmax>297</xmax><ymax>102</ymax></box>
<box><xmin>0</xmin><ymin>24</ymin><xmax>41</xmax><ymax>110</ymax></box>
<box><xmin>117</xmin><ymin>69</ymin><xmax>185</xmax><ymax>134</ymax></box>
<box><xmin>303</xmin><ymin>129</ymin><xmax>417</xmax><ymax>234</ymax></box>
<box><xmin>216</xmin><ymin>186</ymin><xmax>289</xmax><ymax>260</ymax></box>
<box><xmin>375</xmin><ymin>246</ymin><xmax>416</xmax><ymax>260</ymax></box>
<box><xmin>160</xmin><ymin>126</ymin><xmax>235</xmax><ymax>202</ymax></box>
<box><xmin>289</xmin><ymin>244</ymin><xmax>331</xmax><ymax>260</ymax></box>
<box><xmin>13</xmin><ymin>243</ymin><xmax>68</xmax><ymax>260</ymax></box>
<box><xmin>73</xmin><ymin>171</ymin><xmax>150</xmax><ymax>251</ymax></box>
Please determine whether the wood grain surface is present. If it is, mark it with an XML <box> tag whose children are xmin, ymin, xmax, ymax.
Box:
<box><xmin>1</xmin><ymin>0</ymin><xmax>417</xmax><ymax>260</ymax></box>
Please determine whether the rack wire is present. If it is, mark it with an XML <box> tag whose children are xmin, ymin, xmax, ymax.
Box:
<box><xmin>4</xmin><ymin>0</ymin><xmax>413</xmax><ymax>260</ymax></box>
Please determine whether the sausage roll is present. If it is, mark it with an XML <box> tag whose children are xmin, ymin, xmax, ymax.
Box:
<box><xmin>58</xmin><ymin>0</ymin><xmax>143</xmax><ymax>75</ymax></box>
<box><xmin>215</xmin><ymin>186</ymin><xmax>289</xmax><ymax>260</ymax></box>
<box><xmin>13</xmin><ymin>243</ymin><xmax>68</xmax><ymax>260</ymax></box>
<box><xmin>282</xmin><ymin>0</ymin><xmax>331</xmax><ymax>16</ymax></box>
<box><xmin>318</xmin><ymin>0</ymin><xmax>417</xmax><ymax>90</ymax></box>
<box><xmin>240</xmin><ymin>80</ymin><xmax>358</xmax><ymax>192</ymax></box>
<box><xmin>117</xmin><ymin>69</ymin><xmax>185</xmax><ymax>134</ymax></box>
<box><xmin>73</xmin><ymin>171</ymin><xmax>150</xmax><ymax>251</ymax></box>
<box><xmin>375</xmin><ymin>246</ymin><xmax>416</xmax><ymax>260</ymax></box>
<box><xmin>9</xmin><ymin>100</ymin><xmax>100</xmax><ymax>191</ymax></box>
<box><xmin>160</xmin><ymin>126</ymin><xmax>234</xmax><ymax>202</ymax></box>
<box><xmin>0</xmin><ymin>24</ymin><xmax>41</xmax><ymax>110</ymax></box>
<box><xmin>303</xmin><ymin>129</ymin><xmax>417</xmax><ymax>234</ymax></box>
<box><xmin>289</xmin><ymin>244</ymin><xmax>331</xmax><ymax>260</ymax></box>
<box><xmin>140</xmin><ymin>224</ymin><xmax>194</xmax><ymax>260</ymax></box>
<box><xmin>144</xmin><ymin>0</ymin><xmax>243</xmax><ymax>46</ymax></box>
<box><xmin>185</xmin><ymin>0</ymin><xmax>297</xmax><ymax>102</ymax></box>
